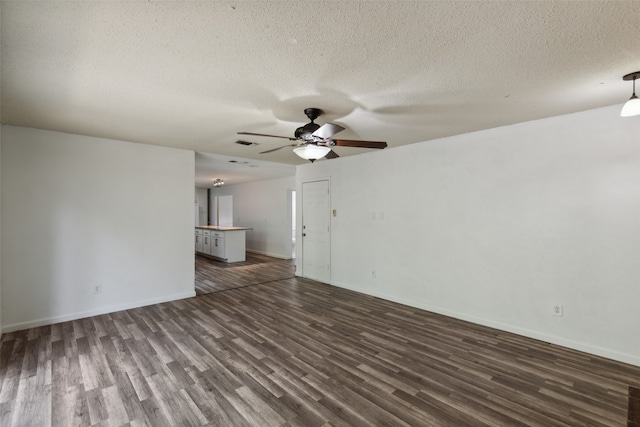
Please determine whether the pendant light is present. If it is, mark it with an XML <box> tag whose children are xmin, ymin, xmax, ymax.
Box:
<box><xmin>621</xmin><ymin>71</ymin><xmax>640</xmax><ymax>117</ymax></box>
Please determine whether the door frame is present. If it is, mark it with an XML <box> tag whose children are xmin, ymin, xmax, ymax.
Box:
<box><xmin>286</xmin><ymin>188</ymin><xmax>296</xmax><ymax>259</ymax></box>
<box><xmin>298</xmin><ymin>177</ymin><xmax>331</xmax><ymax>281</ymax></box>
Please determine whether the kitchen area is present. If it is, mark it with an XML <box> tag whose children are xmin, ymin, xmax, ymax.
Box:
<box><xmin>194</xmin><ymin>225</ymin><xmax>251</xmax><ymax>263</ymax></box>
<box><xmin>193</xmin><ymin>181</ymin><xmax>296</xmax><ymax>296</ymax></box>
<box><xmin>195</xmin><ymin>189</ymin><xmax>252</xmax><ymax>263</ymax></box>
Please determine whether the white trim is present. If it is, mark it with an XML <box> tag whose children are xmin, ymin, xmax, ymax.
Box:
<box><xmin>246</xmin><ymin>249</ymin><xmax>292</xmax><ymax>260</ymax></box>
<box><xmin>287</xmin><ymin>188</ymin><xmax>296</xmax><ymax>263</ymax></box>
<box><xmin>1</xmin><ymin>290</ymin><xmax>196</xmax><ymax>333</ymax></box>
<box><xmin>329</xmin><ymin>280</ymin><xmax>640</xmax><ymax>368</ymax></box>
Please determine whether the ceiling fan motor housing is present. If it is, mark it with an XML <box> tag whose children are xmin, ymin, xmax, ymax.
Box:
<box><xmin>295</xmin><ymin>122</ymin><xmax>321</xmax><ymax>141</ymax></box>
<box><xmin>295</xmin><ymin>107</ymin><xmax>323</xmax><ymax>141</ymax></box>
<box><xmin>304</xmin><ymin>107</ymin><xmax>322</xmax><ymax>121</ymax></box>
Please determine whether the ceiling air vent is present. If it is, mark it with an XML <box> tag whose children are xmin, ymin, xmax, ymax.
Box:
<box><xmin>235</xmin><ymin>140</ymin><xmax>258</xmax><ymax>146</ymax></box>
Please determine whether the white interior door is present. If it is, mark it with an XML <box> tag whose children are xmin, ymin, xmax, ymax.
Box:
<box><xmin>210</xmin><ymin>195</ymin><xmax>233</xmax><ymax>226</ymax></box>
<box><xmin>217</xmin><ymin>195</ymin><xmax>233</xmax><ymax>226</ymax></box>
<box><xmin>301</xmin><ymin>180</ymin><xmax>330</xmax><ymax>282</ymax></box>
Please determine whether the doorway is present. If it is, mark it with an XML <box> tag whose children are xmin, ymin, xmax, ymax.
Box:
<box><xmin>301</xmin><ymin>179</ymin><xmax>331</xmax><ymax>283</ymax></box>
<box><xmin>195</xmin><ymin>188</ymin><xmax>299</xmax><ymax>296</ymax></box>
<box><xmin>290</xmin><ymin>190</ymin><xmax>296</xmax><ymax>259</ymax></box>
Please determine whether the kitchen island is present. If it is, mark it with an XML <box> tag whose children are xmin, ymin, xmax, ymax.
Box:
<box><xmin>195</xmin><ymin>226</ymin><xmax>252</xmax><ymax>262</ymax></box>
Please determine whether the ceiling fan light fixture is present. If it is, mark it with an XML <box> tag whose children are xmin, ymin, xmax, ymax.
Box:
<box><xmin>621</xmin><ymin>71</ymin><xmax>640</xmax><ymax>117</ymax></box>
<box><xmin>238</xmin><ymin>108</ymin><xmax>387</xmax><ymax>160</ymax></box>
<box><xmin>211</xmin><ymin>178</ymin><xmax>224</xmax><ymax>187</ymax></box>
<box><xmin>621</xmin><ymin>94</ymin><xmax>640</xmax><ymax>117</ymax></box>
<box><xmin>293</xmin><ymin>144</ymin><xmax>331</xmax><ymax>161</ymax></box>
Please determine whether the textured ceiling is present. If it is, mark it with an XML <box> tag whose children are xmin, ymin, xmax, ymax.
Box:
<box><xmin>2</xmin><ymin>1</ymin><xmax>640</xmax><ymax>183</ymax></box>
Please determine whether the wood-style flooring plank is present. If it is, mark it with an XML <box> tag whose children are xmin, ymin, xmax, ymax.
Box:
<box><xmin>195</xmin><ymin>252</ymin><xmax>295</xmax><ymax>295</ymax></box>
<box><xmin>629</xmin><ymin>386</ymin><xmax>640</xmax><ymax>427</ymax></box>
<box><xmin>1</xmin><ymin>260</ymin><xmax>640</xmax><ymax>426</ymax></box>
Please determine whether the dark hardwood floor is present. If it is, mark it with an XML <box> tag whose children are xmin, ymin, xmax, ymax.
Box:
<box><xmin>630</xmin><ymin>386</ymin><xmax>640</xmax><ymax>426</ymax></box>
<box><xmin>195</xmin><ymin>253</ymin><xmax>295</xmax><ymax>295</ymax></box>
<box><xmin>1</xmin><ymin>269</ymin><xmax>639</xmax><ymax>425</ymax></box>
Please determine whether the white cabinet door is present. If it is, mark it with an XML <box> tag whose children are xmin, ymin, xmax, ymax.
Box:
<box><xmin>212</xmin><ymin>236</ymin><xmax>225</xmax><ymax>259</ymax></box>
<box><xmin>195</xmin><ymin>232</ymin><xmax>203</xmax><ymax>253</ymax></box>
<box><xmin>195</xmin><ymin>229</ymin><xmax>203</xmax><ymax>253</ymax></box>
<box><xmin>203</xmin><ymin>234</ymin><xmax>212</xmax><ymax>255</ymax></box>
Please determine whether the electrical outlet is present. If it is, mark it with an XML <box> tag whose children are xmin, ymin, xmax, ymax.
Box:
<box><xmin>553</xmin><ymin>304</ymin><xmax>563</xmax><ymax>317</ymax></box>
<box><xmin>93</xmin><ymin>284</ymin><xmax>102</xmax><ymax>295</ymax></box>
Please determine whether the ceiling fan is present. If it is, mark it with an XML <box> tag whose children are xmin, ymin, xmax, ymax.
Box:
<box><xmin>238</xmin><ymin>108</ymin><xmax>387</xmax><ymax>162</ymax></box>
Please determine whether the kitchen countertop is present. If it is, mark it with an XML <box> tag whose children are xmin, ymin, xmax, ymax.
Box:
<box><xmin>195</xmin><ymin>226</ymin><xmax>252</xmax><ymax>231</ymax></box>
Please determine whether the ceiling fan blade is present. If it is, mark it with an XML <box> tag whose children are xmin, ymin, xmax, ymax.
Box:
<box><xmin>333</xmin><ymin>139</ymin><xmax>388</xmax><ymax>149</ymax></box>
<box><xmin>259</xmin><ymin>144</ymin><xmax>299</xmax><ymax>154</ymax></box>
<box><xmin>312</xmin><ymin>123</ymin><xmax>345</xmax><ymax>140</ymax></box>
<box><xmin>325</xmin><ymin>149</ymin><xmax>340</xmax><ymax>159</ymax></box>
<box><xmin>238</xmin><ymin>131</ymin><xmax>296</xmax><ymax>141</ymax></box>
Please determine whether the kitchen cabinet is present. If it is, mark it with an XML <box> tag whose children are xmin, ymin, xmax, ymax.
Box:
<box><xmin>195</xmin><ymin>226</ymin><xmax>251</xmax><ymax>262</ymax></box>
<box><xmin>195</xmin><ymin>229</ymin><xmax>203</xmax><ymax>253</ymax></box>
<box><xmin>210</xmin><ymin>232</ymin><xmax>225</xmax><ymax>259</ymax></box>
<box><xmin>202</xmin><ymin>230</ymin><xmax>212</xmax><ymax>254</ymax></box>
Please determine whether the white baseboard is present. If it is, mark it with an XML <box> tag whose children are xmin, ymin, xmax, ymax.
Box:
<box><xmin>246</xmin><ymin>249</ymin><xmax>292</xmax><ymax>260</ymax></box>
<box><xmin>329</xmin><ymin>280</ymin><xmax>640</xmax><ymax>368</ymax></box>
<box><xmin>2</xmin><ymin>290</ymin><xmax>197</xmax><ymax>333</ymax></box>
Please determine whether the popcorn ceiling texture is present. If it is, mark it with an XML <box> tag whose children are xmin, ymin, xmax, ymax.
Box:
<box><xmin>1</xmin><ymin>1</ymin><xmax>639</xmax><ymax>165</ymax></box>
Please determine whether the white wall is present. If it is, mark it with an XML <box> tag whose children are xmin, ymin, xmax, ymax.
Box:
<box><xmin>297</xmin><ymin>104</ymin><xmax>640</xmax><ymax>366</ymax></box>
<box><xmin>1</xmin><ymin>126</ymin><xmax>196</xmax><ymax>331</ymax></box>
<box><xmin>0</xmin><ymin>7</ymin><xmax>4</xmax><ymax>336</ymax></box>
<box><xmin>0</xmin><ymin>125</ymin><xmax>3</xmax><ymax>336</ymax></box>
<box><xmin>213</xmin><ymin>176</ymin><xmax>295</xmax><ymax>259</ymax></box>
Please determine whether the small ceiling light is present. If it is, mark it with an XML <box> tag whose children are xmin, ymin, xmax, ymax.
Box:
<box><xmin>621</xmin><ymin>71</ymin><xmax>640</xmax><ymax>117</ymax></box>
<box><xmin>293</xmin><ymin>144</ymin><xmax>331</xmax><ymax>162</ymax></box>
<box><xmin>211</xmin><ymin>178</ymin><xmax>224</xmax><ymax>187</ymax></box>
